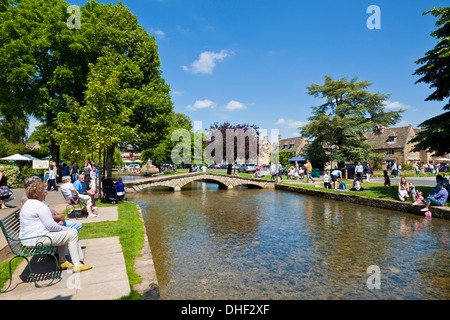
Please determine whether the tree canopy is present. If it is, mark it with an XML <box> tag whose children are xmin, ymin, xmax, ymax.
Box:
<box><xmin>206</xmin><ymin>122</ymin><xmax>260</xmax><ymax>164</ymax></box>
<box><xmin>300</xmin><ymin>76</ymin><xmax>404</xmax><ymax>163</ymax></box>
<box><xmin>0</xmin><ymin>0</ymin><xmax>174</xmax><ymax>175</ymax></box>
<box><xmin>410</xmin><ymin>7</ymin><xmax>450</xmax><ymax>156</ymax></box>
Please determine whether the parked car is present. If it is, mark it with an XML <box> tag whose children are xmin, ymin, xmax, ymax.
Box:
<box><xmin>127</xmin><ymin>164</ymin><xmax>141</xmax><ymax>171</ymax></box>
<box><xmin>238</xmin><ymin>163</ymin><xmax>256</xmax><ymax>173</ymax></box>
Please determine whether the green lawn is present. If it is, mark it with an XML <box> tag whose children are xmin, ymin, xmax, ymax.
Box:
<box><xmin>76</xmin><ymin>201</ymin><xmax>146</xmax><ymax>300</ymax></box>
<box><xmin>280</xmin><ymin>180</ymin><xmax>450</xmax><ymax>207</ymax></box>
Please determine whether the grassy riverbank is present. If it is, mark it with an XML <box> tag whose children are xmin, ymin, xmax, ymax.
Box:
<box><xmin>77</xmin><ymin>201</ymin><xmax>145</xmax><ymax>300</ymax></box>
<box><xmin>280</xmin><ymin>180</ymin><xmax>450</xmax><ymax>207</ymax></box>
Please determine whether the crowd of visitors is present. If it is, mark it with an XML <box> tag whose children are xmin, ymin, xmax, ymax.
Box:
<box><xmin>397</xmin><ymin>174</ymin><xmax>449</xmax><ymax>210</ymax></box>
<box><xmin>414</xmin><ymin>162</ymin><xmax>448</xmax><ymax>175</ymax></box>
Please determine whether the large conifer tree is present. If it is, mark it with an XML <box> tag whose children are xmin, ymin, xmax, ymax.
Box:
<box><xmin>410</xmin><ymin>7</ymin><xmax>450</xmax><ymax>156</ymax></box>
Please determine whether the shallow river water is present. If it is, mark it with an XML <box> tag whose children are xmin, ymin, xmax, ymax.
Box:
<box><xmin>128</xmin><ymin>182</ymin><xmax>450</xmax><ymax>300</ymax></box>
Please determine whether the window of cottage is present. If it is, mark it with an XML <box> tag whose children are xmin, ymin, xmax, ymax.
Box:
<box><xmin>387</xmin><ymin>136</ymin><xmax>396</xmax><ymax>143</ymax></box>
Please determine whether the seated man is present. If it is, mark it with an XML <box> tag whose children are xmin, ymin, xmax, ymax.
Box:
<box><xmin>421</xmin><ymin>182</ymin><xmax>448</xmax><ymax>212</ymax></box>
<box><xmin>62</xmin><ymin>175</ymin><xmax>97</xmax><ymax>217</ymax></box>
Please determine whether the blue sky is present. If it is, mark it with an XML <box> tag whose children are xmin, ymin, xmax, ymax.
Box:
<box><xmin>30</xmin><ymin>0</ymin><xmax>449</xmax><ymax>141</ymax></box>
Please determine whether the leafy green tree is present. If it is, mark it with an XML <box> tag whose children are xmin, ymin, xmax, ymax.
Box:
<box><xmin>300</xmin><ymin>76</ymin><xmax>404</xmax><ymax>163</ymax></box>
<box><xmin>0</xmin><ymin>111</ymin><xmax>28</xmax><ymax>144</ymax></box>
<box><xmin>54</xmin><ymin>63</ymin><xmax>136</xmax><ymax>177</ymax></box>
<box><xmin>0</xmin><ymin>0</ymin><xmax>102</xmax><ymax>162</ymax></box>
<box><xmin>85</xmin><ymin>2</ymin><xmax>173</xmax><ymax>175</ymax></box>
<box><xmin>0</xmin><ymin>0</ymin><xmax>172</xmax><ymax>169</ymax></box>
<box><xmin>141</xmin><ymin>113</ymin><xmax>193</xmax><ymax>165</ymax></box>
<box><xmin>304</xmin><ymin>140</ymin><xmax>328</xmax><ymax>169</ymax></box>
<box><xmin>26</xmin><ymin>124</ymin><xmax>51</xmax><ymax>153</ymax></box>
<box><xmin>206</xmin><ymin>122</ymin><xmax>260</xmax><ymax>164</ymax></box>
<box><xmin>410</xmin><ymin>7</ymin><xmax>450</xmax><ymax>156</ymax></box>
<box><xmin>278</xmin><ymin>151</ymin><xmax>296</xmax><ymax>166</ymax></box>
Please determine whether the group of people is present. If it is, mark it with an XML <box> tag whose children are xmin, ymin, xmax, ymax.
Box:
<box><xmin>19</xmin><ymin>175</ymin><xmax>92</xmax><ymax>273</ymax></box>
<box><xmin>61</xmin><ymin>174</ymin><xmax>98</xmax><ymax>217</ymax></box>
<box><xmin>275</xmin><ymin>160</ymin><xmax>316</xmax><ymax>183</ymax></box>
<box><xmin>323</xmin><ymin>165</ymin><xmax>363</xmax><ymax>191</ymax></box>
<box><xmin>414</xmin><ymin>162</ymin><xmax>448</xmax><ymax>175</ymax></box>
<box><xmin>397</xmin><ymin>175</ymin><xmax>449</xmax><ymax>212</ymax></box>
<box><xmin>47</xmin><ymin>160</ymin><xmax>99</xmax><ymax>193</ymax></box>
<box><xmin>386</xmin><ymin>161</ymin><xmax>401</xmax><ymax>178</ymax></box>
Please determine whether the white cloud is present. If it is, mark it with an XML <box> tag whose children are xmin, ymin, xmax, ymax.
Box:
<box><xmin>225</xmin><ymin>100</ymin><xmax>246</xmax><ymax>111</ymax></box>
<box><xmin>275</xmin><ymin>118</ymin><xmax>305</xmax><ymax>129</ymax></box>
<box><xmin>186</xmin><ymin>99</ymin><xmax>216</xmax><ymax>111</ymax></box>
<box><xmin>150</xmin><ymin>28</ymin><xmax>166</xmax><ymax>39</ymax></box>
<box><xmin>383</xmin><ymin>101</ymin><xmax>411</xmax><ymax>110</ymax></box>
<box><xmin>182</xmin><ymin>50</ymin><xmax>232</xmax><ymax>74</ymax></box>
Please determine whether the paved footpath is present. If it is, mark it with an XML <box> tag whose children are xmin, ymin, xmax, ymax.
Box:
<box><xmin>0</xmin><ymin>189</ymin><xmax>132</xmax><ymax>300</ymax></box>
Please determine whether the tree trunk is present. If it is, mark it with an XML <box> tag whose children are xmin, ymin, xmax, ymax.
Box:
<box><xmin>105</xmin><ymin>145</ymin><xmax>115</xmax><ymax>179</ymax></box>
<box><xmin>46</xmin><ymin>109</ymin><xmax>60</xmax><ymax>164</ymax></box>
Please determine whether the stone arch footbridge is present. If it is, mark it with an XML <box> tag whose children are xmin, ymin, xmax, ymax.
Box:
<box><xmin>122</xmin><ymin>172</ymin><xmax>275</xmax><ymax>192</ymax></box>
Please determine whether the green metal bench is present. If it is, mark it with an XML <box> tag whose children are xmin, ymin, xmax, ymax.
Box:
<box><xmin>61</xmin><ymin>190</ymin><xmax>87</xmax><ymax>219</ymax></box>
<box><xmin>0</xmin><ymin>210</ymin><xmax>59</xmax><ymax>293</ymax></box>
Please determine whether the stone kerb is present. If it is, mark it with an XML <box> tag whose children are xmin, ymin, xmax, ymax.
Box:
<box><xmin>123</xmin><ymin>172</ymin><xmax>275</xmax><ymax>192</ymax></box>
<box><xmin>276</xmin><ymin>184</ymin><xmax>450</xmax><ymax>220</ymax></box>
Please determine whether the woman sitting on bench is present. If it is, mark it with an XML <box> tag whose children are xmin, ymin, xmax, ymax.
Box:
<box><xmin>19</xmin><ymin>180</ymin><xmax>92</xmax><ymax>273</ymax></box>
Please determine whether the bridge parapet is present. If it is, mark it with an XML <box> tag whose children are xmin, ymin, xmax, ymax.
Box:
<box><xmin>122</xmin><ymin>172</ymin><xmax>275</xmax><ymax>192</ymax></box>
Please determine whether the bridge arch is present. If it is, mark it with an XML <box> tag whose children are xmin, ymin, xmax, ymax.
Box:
<box><xmin>123</xmin><ymin>172</ymin><xmax>275</xmax><ymax>193</ymax></box>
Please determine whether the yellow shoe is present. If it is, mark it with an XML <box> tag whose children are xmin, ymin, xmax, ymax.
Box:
<box><xmin>58</xmin><ymin>261</ymin><xmax>73</xmax><ymax>269</ymax></box>
<box><xmin>73</xmin><ymin>264</ymin><xmax>92</xmax><ymax>273</ymax></box>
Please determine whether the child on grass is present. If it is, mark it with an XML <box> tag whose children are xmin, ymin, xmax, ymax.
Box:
<box><xmin>383</xmin><ymin>170</ymin><xmax>393</xmax><ymax>189</ymax></box>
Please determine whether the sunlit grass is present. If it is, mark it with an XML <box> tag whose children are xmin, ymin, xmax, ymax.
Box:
<box><xmin>280</xmin><ymin>180</ymin><xmax>450</xmax><ymax>206</ymax></box>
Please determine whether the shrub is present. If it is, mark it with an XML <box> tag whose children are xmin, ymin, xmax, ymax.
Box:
<box><xmin>2</xmin><ymin>165</ymin><xmax>21</xmax><ymax>188</ymax></box>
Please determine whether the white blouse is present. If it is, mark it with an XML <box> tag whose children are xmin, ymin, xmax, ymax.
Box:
<box><xmin>19</xmin><ymin>199</ymin><xmax>62</xmax><ymax>247</ymax></box>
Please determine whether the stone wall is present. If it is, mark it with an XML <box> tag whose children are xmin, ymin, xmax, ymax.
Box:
<box><xmin>275</xmin><ymin>184</ymin><xmax>450</xmax><ymax>220</ymax></box>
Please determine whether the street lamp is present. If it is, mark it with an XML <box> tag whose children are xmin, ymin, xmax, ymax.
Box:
<box><xmin>328</xmin><ymin>112</ymin><xmax>333</xmax><ymax>170</ymax></box>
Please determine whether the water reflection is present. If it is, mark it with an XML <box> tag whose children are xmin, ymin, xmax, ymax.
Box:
<box><xmin>128</xmin><ymin>182</ymin><xmax>450</xmax><ymax>300</ymax></box>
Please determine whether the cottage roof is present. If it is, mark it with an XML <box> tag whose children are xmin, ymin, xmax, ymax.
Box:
<box><xmin>363</xmin><ymin>125</ymin><xmax>417</xmax><ymax>150</ymax></box>
<box><xmin>279</xmin><ymin>136</ymin><xmax>308</xmax><ymax>154</ymax></box>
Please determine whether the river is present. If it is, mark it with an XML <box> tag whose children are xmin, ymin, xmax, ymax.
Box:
<box><xmin>127</xmin><ymin>181</ymin><xmax>450</xmax><ymax>300</ymax></box>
